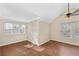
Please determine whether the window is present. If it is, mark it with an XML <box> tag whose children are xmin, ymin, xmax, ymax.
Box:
<box><xmin>61</xmin><ymin>21</ymin><xmax>79</xmax><ymax>39</ymax></box>
<box><xmin>4</xmin><ymin>23</ymin><xmax>26</xmax><ymax>34</ymax></box>
<box><xmin>61</xmin><ymin>22</ymin><xmax>71</xmax><ymax>38</ymax></box>
<box><xmin>4</xmin><ymin>23</ymin><xmax>13</xmax><ymax>34</ymax></box>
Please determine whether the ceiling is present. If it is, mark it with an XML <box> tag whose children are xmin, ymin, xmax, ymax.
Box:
<box><xmin>0</xmin><ymin>3</ymin><xmax>79</xmax><ymax>23</ymax></box>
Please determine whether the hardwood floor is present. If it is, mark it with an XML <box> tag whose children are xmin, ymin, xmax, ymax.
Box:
<box><xmin>0</xmin><ymin>47</ymin><xmax>2</xmax><ymax>56</ymax></box>
<box><xmin>0</xmin><ymin>40</ymin><xmax>79</xmax><ymax>56</ymax></box>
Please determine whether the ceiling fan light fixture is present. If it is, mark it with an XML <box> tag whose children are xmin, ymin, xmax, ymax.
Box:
<box><xmin>66</xmin><ymin>13</ymin><xmax>72</xmax><ymax>18</ymax></box>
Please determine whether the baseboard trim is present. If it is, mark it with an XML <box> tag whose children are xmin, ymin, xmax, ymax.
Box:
<box><xmin>38</xmin><ymin>39</ymin><xmax>50</xmax><ymax>46</ymax></box>
<box><xmin>0</xmin><ymin>40</ymin><xmax>27</xmax><ymax>47</ymax></box>
<box><xmin>51</xmin><ymin>40</ymin><xmax>79</xmax><ymax>47</ymax></box>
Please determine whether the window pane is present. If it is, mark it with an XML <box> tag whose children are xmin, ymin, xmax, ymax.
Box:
<box><xmin>4</xmin><ymin>23</ymin><xmax>26</xmax><ymax>34</ymax></box>
<box><xmin>5</xmin><ymin>23</ymin><xmax>13</xmax><ymax>29</ymax></box>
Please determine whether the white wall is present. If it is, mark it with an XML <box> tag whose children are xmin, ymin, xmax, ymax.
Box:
<box><xmin>38</xmin><ymin>21</ymin><xmax>50</xmax><ymax>45</ymax></box>
<box><xmin>51</xmin><ymin>16</ymin><xmax>79</xmax><ymax>46</ymax></box>
<box><xmin>0</xmin><ymin>18</ymin><xmax>50</xmax><ymax>46</ymax></box>
<box><xmin>27</xmin><ymin>20</ymin><xmax>39</xmax><ymax>45</ymax></box>
<box><xmin>0</xmin><ymin>19</ymin><xmax>27</xmax><ymax>46</ymax></box>
<box><xmin>27</xmin><ymin>20</ymin><xmax>50</xmax><ymax>46</ymax></box>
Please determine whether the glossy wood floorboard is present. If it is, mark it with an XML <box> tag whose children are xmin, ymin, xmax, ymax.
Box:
<box><xmin>0</xmin><ymin>40</ymin><xmax>79</xmax><ymax>56</ymax></box>
<box><xmin>0</xmin><ymin>47</ymin><xmax>2</xmax><ymax>56</ymax></box>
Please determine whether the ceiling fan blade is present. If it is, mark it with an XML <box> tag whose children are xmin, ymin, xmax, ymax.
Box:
<box><xmin>72</xmin><ymin>9</ymin><xmax>79</xmax><ymax>14</ymax></box>
<box><xmin>71</xmin><ymin>13</ymin><xmax>79</xmax><ymax>16</ymax></box>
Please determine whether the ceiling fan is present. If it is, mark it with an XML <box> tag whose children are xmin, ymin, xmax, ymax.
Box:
<box><xmin>66</xmin><ymin>3</ymin><xmax>79</xmax><ymax>18</ymax></box>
